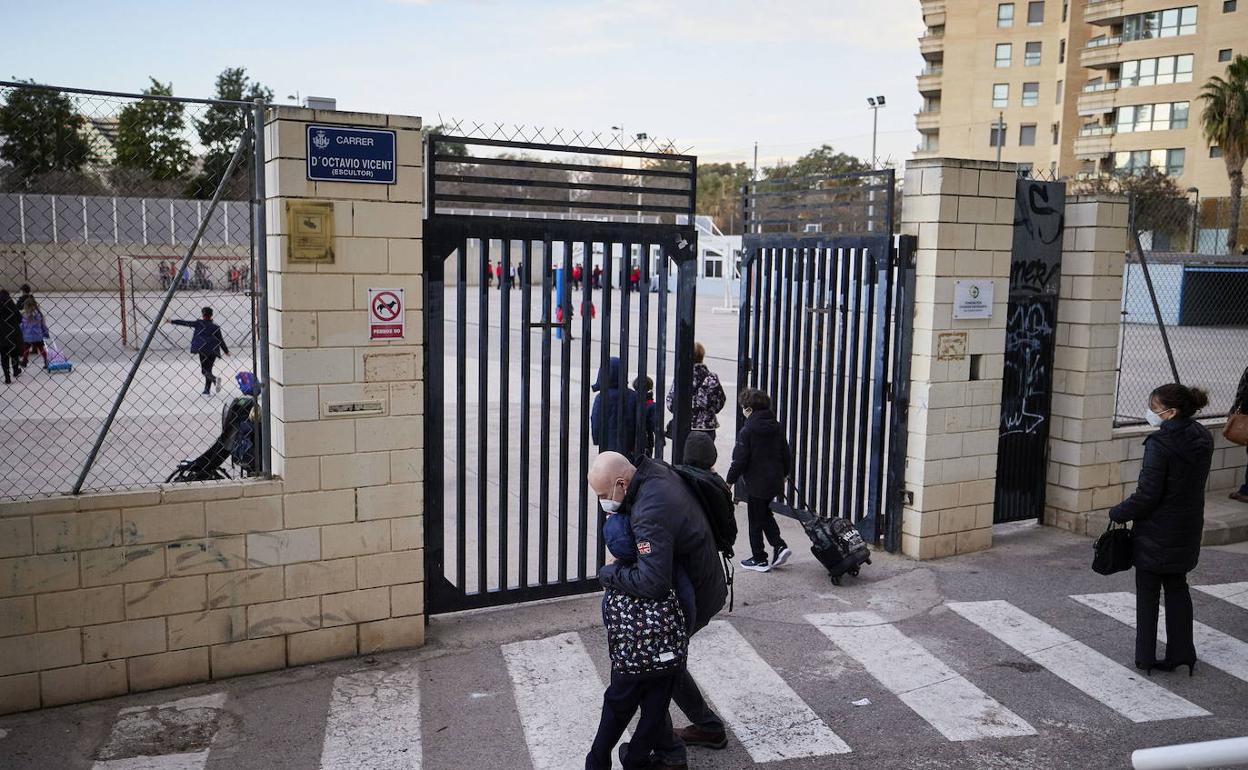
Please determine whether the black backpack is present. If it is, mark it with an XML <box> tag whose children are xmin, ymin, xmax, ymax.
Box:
<box><xmin>672</xmin><ymin>463</ymin><xmax>738</xmax><ymax>611</ymax></box>
<box><xmin>228</xmin><ymin>397</ymin><xmax>258</xmax><ymax>474</ymax></box>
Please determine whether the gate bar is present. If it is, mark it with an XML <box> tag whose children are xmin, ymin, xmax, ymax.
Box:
<box><xmin>477</xmin><ymin>238</ymin><xmax>490</xmax><ymax>594</ymax></box>
<box><xmin>558</xmin><ymin>240</ymin><xmax>573</xmax><ymax>583</ymax></box>
<box><xmin>518</xmin><ymin>240</ymin><xmax>534</xmax><ymax>587</ymax></box>
<box><xmin>577</xmin><ymin>239</ymin><xmax>594</xmax><ymax>581</ymax></box>
<box><xmin>538</xmin><ymin>239</ymin><xmax>554</xmax><ymax>585</ymax></box>
<box><xmin>499</xmin><ymin>240</ymin><xmax>512</xmax><ymax>589</ymax></box>
<box><xmin>456</xmin><ymin>239</ymin><xmax>468</xmax><ymax>591</ymax></box>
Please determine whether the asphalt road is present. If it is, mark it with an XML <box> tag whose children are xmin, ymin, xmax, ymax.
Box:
<box><xmin>3</xmin><ymin>526</ymin><xmax>1247</xmax><ymax>770</ymax></box>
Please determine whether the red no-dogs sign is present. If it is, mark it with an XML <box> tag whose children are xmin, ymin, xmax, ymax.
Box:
<box><xmin>368</xmin><ymin>288</ymin><xmax>405</xmax><ymax>341</ymax></box>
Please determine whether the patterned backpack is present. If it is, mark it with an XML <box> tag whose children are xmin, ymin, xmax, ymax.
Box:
<box><xmin>603</xmin><ymin>588</ymin><xmax>688</xmax><ymax>678</ymax></box>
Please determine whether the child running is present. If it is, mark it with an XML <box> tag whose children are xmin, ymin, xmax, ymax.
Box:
<box><xmin>167</xmin><ymin>306</ymin><xmax>230</xmax><ymax>395</ymax></box>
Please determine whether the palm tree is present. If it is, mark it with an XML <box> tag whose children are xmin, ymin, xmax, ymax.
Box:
<box><xmin>1200</xmin><ymin>55</ymin><xmax>1248</xmax><ymax>253</ymax></box>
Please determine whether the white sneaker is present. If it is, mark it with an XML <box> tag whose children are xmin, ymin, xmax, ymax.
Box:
<box><xmin>772</xmin><ymin>546</ymin><xmax>793</xmax><ymax>568</ymax></box>
<box><xmin>214</xmin><ymin>376</ymin><xmax>222</xmax><ymax>393</ymax></box>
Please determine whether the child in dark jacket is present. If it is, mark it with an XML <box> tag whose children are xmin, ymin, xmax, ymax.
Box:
<box><xmin>726</xmin><ymin>387</ymin><xmax>793</xmax><ymax>573</ymax></box>
<box><xmin>587</xmin><ymin>511</ymin><xmax>692</xmax><ymax>770</ymax></box>
<box><xmin>168</xmin><ymin>307</ymin><xmax>230</xmax><ymax>395</ymax></box>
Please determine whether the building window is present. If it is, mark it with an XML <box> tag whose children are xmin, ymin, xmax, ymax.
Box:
<box><xmin>990</xmin><ymin>124</ymin><xmax>1009</xmax><ymax>147</ymax></box>
<box><xmin>704</xmin><ymin>258</ymin><xmax>724</xmax><ymax>279</ymax></box>
<box><xmin>1059</xmin><ymin>39</ymin><xmax>1066</xmax><ymax>63</ymax></box>
<box><xmin>1123</xmin><ymin>6</ymin><xmax>1198</xmax><ymax>41</ymax></box>
<box><xmin>1220</xmin><ymin>48</ymin><xmax>1233</xmax><ymax>61</ymax></box>
<box><xmin>1025</xmin><ymin>41</ymin><xmax>1042</xmax><ymax>66</ymax></box>
<box><xmin>1062</xmin><ymin>0</ymin><xmax>1068</xmax><ymax>21</ymax></box>
<box><xmin>1056</xmin><ymin>80</ymin><xmax>1063</xmax><ymax>103</ymax></box>
<box><xmin>1022</xmin><ymin>82</ymin><xmax>1040</xmax><ymax>106</ymax></box>
<box><xmin>1225</xmin><ymin>0</ymin><xmax>1237</xmax><ymax>11</ymax></box>
<box><xmin>1019</xmin><ymin>124</ymin><xmax>1037</xmax><ymax>146</ymax></box>
<box><xmin>1115</xmin><ymin>101</ymin><xmax>1190</xmax><ymax>132</ymax></box>
<box><xmin>996</xmin><ymin>43</ymin><xmax>1012</xmax><ymax>67</ymax></box>
<box><xmin>1120</xmin><ymin>54</ymin><xmax>1195</xmax><ymax>87</ymax></box>
<box><xmin>1113</xmin><ymin>148</ymin><xmax>1185</xmax><ymax>176</ymax></box>
<box><xmin>1211</xmin><ymin>146</ymin><xmax>1224</xmax><ymax>158</ymax></box>
<box><xmin>1052</xmin><ymin>122</ymin><xmax>1061</xmax><ymax>145</ymax></box>
<box><xmin>993</xmin><ymin>83</ymin><xmax>1010</xmax><ymax>107</ymax></box>
<box><xmin>998</xmin><ymin>3</ymin><xmax>1015</xmax><ymax>26</ymax></box>
<box><xmin>1028</xmin><ymin>1</ymin><xmax>1045</xmax><ymax>24</ymax></box>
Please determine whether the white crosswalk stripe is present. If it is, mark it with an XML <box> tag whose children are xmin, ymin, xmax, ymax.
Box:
<box><xmin>687</xmin><ymin>619</ymin><xmax>852</xmax><ymax>763</ymax></box>
<box><xmin>501</xmin><ymin>632</ymin><xmax>625</xmax><ymax>770</ymax></box>
<box><xmin>1071</xmin><ymin>591</ymin><xmax>1248</xmax><ymax>684</ymax></box>
<box><xmin>807</xmin><ymin>611</ymin><xmax>1036</xmax><ymax>741</ymax></box>
<box><xmin>948</xmin><ymin>600</ymin><xmax>1208</xmax><ymax>722</ymax></box>
<box><xmin>1194</xmin><ymin>581</ymin><xmax>1248</xmax><ymax>611</ymax></box>
<box><xmin>319</xmin><ymin>663</ymin><xmax>422</xmax><ymax>769</ymax></box>
<box><xmin>92</xmin><ymin>693</ymin><xmax>227</xmax><ymax>770</ymax></box>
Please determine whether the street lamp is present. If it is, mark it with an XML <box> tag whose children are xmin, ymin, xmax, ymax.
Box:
<box><xmin>867</xmin><ymin>95</ymin><xmax>886</xmax><ymax>169</ymax></box>
<box><xmin>867</xmin><ymin>96</ymin><xmax>886</xmax><ymax>232</ymax></box>
<box><xmin>1187</xmin><ymin>186</ymin><xmax>1200</xmax><ymax>252</ymax></box>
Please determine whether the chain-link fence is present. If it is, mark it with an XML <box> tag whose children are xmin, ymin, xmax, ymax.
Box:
<box><xmin>1114</xmin><ymin>190</ymin><xmax>1248</xmax><ymax>425</ymax></box>
<box><xmin>0</xmin><ymin>81</ymin><xmax>267</xmax><ymax>499</ymax></box>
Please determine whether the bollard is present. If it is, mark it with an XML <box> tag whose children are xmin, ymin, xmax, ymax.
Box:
<box><xmin>1132</xmin><ymin>737</ymin><xmax>1248</xmax><ymax>770</ymax></box>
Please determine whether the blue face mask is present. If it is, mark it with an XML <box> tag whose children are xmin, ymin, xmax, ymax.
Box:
<box><xmin>1145</xmin><ymin>410</ymin><xmax>1164</xmax><ymax>427</ymax></box>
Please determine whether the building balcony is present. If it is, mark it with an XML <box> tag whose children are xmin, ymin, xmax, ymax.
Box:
<box><xmin>1084</xmin><ymin>0</ymin><xmax>1126</xmax><ymax>25</ymax></box>
<box><xmin>914</xmin><ymin>144</ymin><xmax>941</xmax><ymax>159</ymax></box>
<box><xmin>917</xmin><ymin>67</ymin><xmax>943</xmax><ymax>95</ymax></box>
<box><xmin>921</xmin><ymin>0</ymin><xmax>946</xmax><ymax>26</ymax></box>
<box><xmin>919</xmin><ymin>33</ymin><xmax>945</xmax><ymax>58</ymax></box>
<box><xmin>1074</xmin><ymin>126</ymin><xmax>1116</xmax><ymax>158</ymax></box>
<box><xmin>1080</xmin><ymin>36</ymin><xmax>1123</xmax><ymax>69</ymax></box>
<box><xmin>1077</xmin><ymin>82</ymin><xmax>1119</xmax><ymax>116</ymax></box>
<box><xmin>915</xmin><ymin>111</ymin><xmax>941</xmax><ymax>130</ymax></box>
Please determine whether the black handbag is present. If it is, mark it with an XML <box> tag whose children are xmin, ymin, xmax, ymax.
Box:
<box><xmin>1092</xmin><ymin>522</ymin><xmax>1133</xmax><ymax>575</ymax></box>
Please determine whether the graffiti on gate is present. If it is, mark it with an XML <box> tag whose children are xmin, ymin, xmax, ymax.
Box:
<box><xmin>1000</xmin><ymin>298</ymin><xmax>1055</xmax><ymax>435</ymax></box>
<box><xmin>1013</xmin><ymin>181</ymin><xmax>1065</xmax><ymax>247</ymax></box>
<box><xmin>1009</xmin><ymin>259</ymin><xmax>1060</xmax><ymax>294</ymax></box>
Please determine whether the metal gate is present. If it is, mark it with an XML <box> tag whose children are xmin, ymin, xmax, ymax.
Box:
<box><xmin>994</xmin><ymin>177</ymin><xmax>1065</xmax><ymax>523</ymax></box>
<box><xmin>736</xmin><ymin>170</ymin><xmax>916</xmax><ymax>552</ymax></box>
<box><xmin>423</xmin><ymin>134</ymin><xmax>699</xmax><ymax>614</ymax></box>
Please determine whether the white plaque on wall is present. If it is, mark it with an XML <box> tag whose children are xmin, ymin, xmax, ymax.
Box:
<box><xmin>953</xmin><ymin>280</ymin><xmax>994</xmax><ymax>320</ymax></box>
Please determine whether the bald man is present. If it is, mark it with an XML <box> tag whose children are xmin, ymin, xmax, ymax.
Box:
<box><xmin>589</xmin><ymin>451</ymin><xmax>729</xmax><ymax>768</ymax></box>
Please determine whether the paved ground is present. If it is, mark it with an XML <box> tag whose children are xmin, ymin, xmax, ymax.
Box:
<box><xmin>3</xmin><ymin>523</ymin><xmax>1247</xmax><ymax>770</ymax></box>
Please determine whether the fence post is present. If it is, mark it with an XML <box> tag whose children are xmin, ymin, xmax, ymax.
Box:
<box><xmin>253</xmin><ymin>98</ymin><xmax>273</xmax><ymax>477</ymax></box>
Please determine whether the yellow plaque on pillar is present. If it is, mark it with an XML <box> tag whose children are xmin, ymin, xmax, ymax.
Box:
<box><xmin>287</xmin><ymin>201</ymin><xmax>335</xmax><ymax>263</ymax></box>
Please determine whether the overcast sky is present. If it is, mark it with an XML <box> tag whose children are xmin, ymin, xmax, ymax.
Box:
<box><xmin>3</xmin><ymin>0</ymin><xmax>926</xmax><ymax>169</ymax></box>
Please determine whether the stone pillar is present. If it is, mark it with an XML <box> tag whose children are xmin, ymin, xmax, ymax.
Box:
<box><xmin>1044</xmin><ymin>196</ymin><xmax>1129</xmax><ymax>534</ymax></box>
<box><xmin>264</xmin><ymin>106</ymin><xmax>426</xmax><ymax>651</ymax></box>
<box><xmin>898</xmin><ymin>159</ymin><xmax>1015</xmax><ymax>559</ymax></box>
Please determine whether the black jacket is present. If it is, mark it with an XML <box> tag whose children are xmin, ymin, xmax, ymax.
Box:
<box><xmin>725</xmin><ymin>409</ymin><xmax>792</xmax><ymax>501</ymax></box>
<box><xmin>1110</xmin><ymin>416</ymin><xmax>1213</xmax><ymax>574</ymax></box>
<box><xmin>0</xmin><ymin>299</ymin><xmax>20</xmax><ymax>349</ymax></box>
<box><xmin>599</xmin><ymin>458</ymin><xmax>727</xmax><ymax>633</ymax></box>
<box><xmin>590</xmin><ymin>357</ymin><xmax>639</xmax><ymax>457</ymax></box>
<box><xmin>1232</xmin><ymin>365</ymin><xmax>1248</xmax><ymax>415</ymax></box>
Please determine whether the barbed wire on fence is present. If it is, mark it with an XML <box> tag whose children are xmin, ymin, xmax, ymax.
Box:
<box><xmin>0</xmin><ymin>81</ymin><xmax>265</xmax><ymax>499</ymax></box>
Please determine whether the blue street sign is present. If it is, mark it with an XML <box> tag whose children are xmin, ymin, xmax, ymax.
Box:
<box><xmin>306</xmin><ymin>124</ymin><xmax>397</xmax><ymax>184</ymax></box>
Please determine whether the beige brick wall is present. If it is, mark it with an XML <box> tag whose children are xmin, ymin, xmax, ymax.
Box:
<box><xmin>0</xmin><ymin>106</ymin><xmax>426</xmax><ymax>716</ymax></box>
<box><xmin>898</xmin><ymin>158</ymin><xmax>1015</xmax><ymax>559</ymax></box>
<box><xmin>1043</xmin><ymin>196</ymin><xmax>1242</xmax><ymax>535</ymax></box>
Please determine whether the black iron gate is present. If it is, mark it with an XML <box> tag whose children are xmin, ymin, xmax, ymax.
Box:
<box><xmin>994</xmin><ymin>177</ymin><xmax>1065</xmax><ymax>523</ymax></box>
<box><xmin>423</xmin><ymin>135</ymin><xmax>698</xmax><ymax>614</ymax></box>
<box><xmin>736</xmin><ymin>170</ymin><xmax>916</xmax><ymax>552</ymax></box>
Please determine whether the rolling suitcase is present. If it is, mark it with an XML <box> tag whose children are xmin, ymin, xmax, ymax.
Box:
<box><xmin>45</xmin><ymin>337</ymin><xmax>73</xmax><ymax>373</ymax></box>
<box><xmin>771</xmin><ymin>485</ymin><xmax>871</xmax><ymax>585</ymax></box>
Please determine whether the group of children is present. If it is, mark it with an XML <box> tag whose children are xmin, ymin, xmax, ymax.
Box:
<box><xmin>0</xmin><ymin>284</ymin><xmax>50</xmax><ymax>384</ymax></box>
<box><xmin>588</xmin><ymin>388</ymin><xmax>793</xmax><ymax>769</ymax></box>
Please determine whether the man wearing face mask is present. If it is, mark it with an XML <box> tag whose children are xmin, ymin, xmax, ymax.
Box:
<box><xmin>589</xmin><ymin>451</ymin><xmax>729</xmax><ymax>769</ymax></box>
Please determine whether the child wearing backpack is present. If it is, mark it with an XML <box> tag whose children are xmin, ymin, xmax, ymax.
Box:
<box><xmin>726</xmin><ymin>387</ymin><xmax>793</xmax><ymax>573</ymax></box>
<box><xmin>586</xmin><ymin>509</ymin><xmax>693</xmax><ymax>770</ymax></box>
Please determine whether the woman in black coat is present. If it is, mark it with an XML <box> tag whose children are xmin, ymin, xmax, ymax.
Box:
<box><xmin>725</xmin><ymin>387</ymin><xmax>792</xmax><ymax>573</ymax></box>
<box><xmin>1230</xmin><ymin>365</ymin><xmax>1248</xmax><ymax>504</ymax></box>
<box><xmin>0</xmin><ymin>290</ymin><xmax>22</xmax><ymax>384</ymax></box>
<box><xmin>1109</xmin><ymin>383</ymin><xmax>1213</xmax><ymax>674</ymax></box>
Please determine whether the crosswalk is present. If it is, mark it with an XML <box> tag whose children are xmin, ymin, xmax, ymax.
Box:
<box><xmin>42</xmin><ymin>583</ymin><xmax>1248</xmax><ymax>769</ymax></box>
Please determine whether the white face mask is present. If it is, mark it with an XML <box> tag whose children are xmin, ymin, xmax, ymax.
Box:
<box><xmin>1145</xmin><ymin>408</ymin><xmax>1167</xmax><ymax>427</ymax></box>
<box><xmin>599</xmin><ymin>480</ymin><xmax>624</xmax><ymax>513</ymax></box>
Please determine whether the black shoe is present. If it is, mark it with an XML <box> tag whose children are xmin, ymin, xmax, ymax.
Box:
<box><xmin>1155</xmin><ymin>659</ymin><xmax>1198</xmax><ymax>676</ymax></box>
<box><xmin>772</xmin><ymin>546</ymin><xmax>793</xmax><ymax>568</ymax></box>
<box><xmin>1135</xmin><ymin>660</ymin><xmax>1156</xmax><ymax>676</ymax></box>
<box><xmin>740</xmin><ymin>556</ymin><xmax>771</xmax><ymax>573</ymax></box>
<box><xmin>673</xmin><ymin>724</ymin><xmax>729</xmax><ymax>749</ymax></box>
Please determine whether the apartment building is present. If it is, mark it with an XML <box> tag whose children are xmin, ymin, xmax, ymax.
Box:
<box><xmin>916</xmin><ymin>0</ymin><xmax>1246</xmax><ymax>195</ymax></box>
